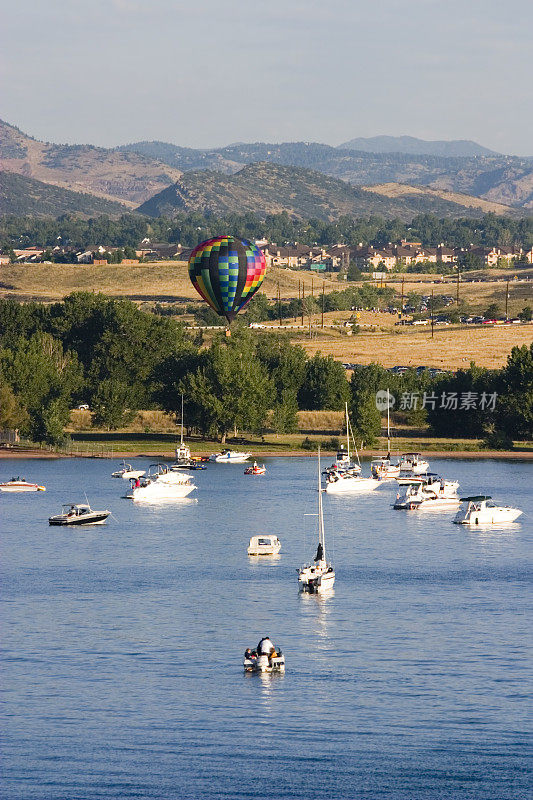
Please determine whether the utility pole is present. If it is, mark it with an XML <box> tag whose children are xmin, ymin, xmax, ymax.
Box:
<box><xmin>321</xmin><ymin>281</ymin><xmax>325</xmax><ymax>329</ymax></box>
<box><xmin>456</xmin><ymin>266</ymin><xmax>460</xmax><ymax>306</ymax></box>
<box><xmin>297</xmin><ymin>280</ymin><xmax>300</xmax><ymax>322</ymax></box>
<box><xmin>401</xmin><ymin>276</ymin><xmax>405</xmax><ymax>321</ymax></box>
<box><xmin>431</xmin><ymin>288</ymin><xmax>434</xmax><ymax>339</ymax></box>
<box><xmin>301</xmin><ymin>281</ymin><xmax>305</xmax><ymax>326</ymax></box>
<box><xmin>505</xmin><ymin>278</ymin><xmax>510</xmax><ymax>320</ymax></box>
<box><xmin>277</xmin><ymin>281</ymin><xmax>282</xmax><ymax>327</ymax></box>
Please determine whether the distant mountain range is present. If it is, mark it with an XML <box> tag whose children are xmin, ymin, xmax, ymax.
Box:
<box><xmin>137</xmin><ymin>162</ymin><xmax>525</xmax><ymax>222</ymax></box>
<box><xmin>1</xmin><ymin>119</ymin><xmax>532</xmax><ymax>220</ymax></box>
<box><xmin>337</xmin><ymin>135</ymin><xmax>500</xmax><ymax>157</ymax></box>
<box><xmin>119</xmin><ymin>140</ymin><xmax>533</xmax><ymax>210</ymax></box>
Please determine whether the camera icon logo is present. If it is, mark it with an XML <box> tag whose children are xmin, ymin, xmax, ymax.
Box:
<box><xmin>375</xmin><ymin>390</ymin><xmax>395</xmax><ymax>411</ymax></box>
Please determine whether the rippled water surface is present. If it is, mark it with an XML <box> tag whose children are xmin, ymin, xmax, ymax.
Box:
<box><xmin>2</xmin><ymin>456</ymin><xmax>532</xmax><ymax>799</ymax></box>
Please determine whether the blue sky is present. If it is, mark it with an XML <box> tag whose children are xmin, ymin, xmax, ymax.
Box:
<box><xmin>2</xmin><ymin>0</ymin><xmax>532</xmax><ymax>154</ymax></box>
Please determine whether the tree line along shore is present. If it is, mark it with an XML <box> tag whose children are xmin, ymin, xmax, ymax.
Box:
<box><xmin>0</xmin><ymin>293</ymin><xmax>531</xmax><ymax>452</ymax></box>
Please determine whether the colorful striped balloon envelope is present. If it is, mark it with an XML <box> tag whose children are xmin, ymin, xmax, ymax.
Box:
<box><xmin>188</xmin><ymin>236</ymin><xmax>267</xmax><ymax>323</ymax></box>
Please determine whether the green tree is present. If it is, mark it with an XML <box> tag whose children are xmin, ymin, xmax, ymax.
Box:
<box><xmin>349</xmin><ymin>387</ymin><xmax>381</xmax><ymax>447</ymax></box>
<box><xmin>91</xmin><ymin>379</ymin><xmax>136</xmax><ymax>430</ymax></box>
<box><xmin>298</xmin><ymin>354</ymin><xmax>348</xmax><ymax>410</ymax></box>
<box><xmin>494</xmin><ymin>344</ymin><xmax>533</xmax><ymax>440</ymax></box>
<box><xmin>272</xmin><ymin>389</ymin><xmax>299</xmax><ymax>434</ymax></box>
<box><xmin>0</xmin><ymin>380</ymin><xmax>28</xmax><ymax>430</ymax></box>
<box><xmin>518</xmin><ymin>305</ymin><xmax>532</xmax><ymax>322</ymax></box>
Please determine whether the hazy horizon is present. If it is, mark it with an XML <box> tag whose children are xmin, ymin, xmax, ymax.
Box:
<box><xmin>2</xmin><ymin>0</ymin><xmax>532</xmax><ymax>156</ymax></box>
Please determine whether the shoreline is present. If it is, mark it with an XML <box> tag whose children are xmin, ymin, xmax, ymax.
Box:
<box><xmin>1</xmin><ymin>449</ymin><xmax>532</xmax><ymax>460</ymax></box>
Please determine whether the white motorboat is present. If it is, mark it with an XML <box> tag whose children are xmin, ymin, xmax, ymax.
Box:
<box><xmin>0</xmin><ymin>477</ymin><xmax>46</xmax><ymax>492</ymax></box>
<box><xmin>453</xmin><ymin>496</ymin><xmax>522</xmax><ymax>525</ymax></box>
<box><xmin>325</xmin><ymin>467</ymin><xmax>380</xmax><ymax>494</ymax></box>
<box><xmin>209</xmin><ymin>449</ymin><xmax>251</xmax><ymax>463</ymax></box>
<box><xmin>126</xmin><ymin>464</ymin><xmax>196</xmax><ymax>501</ymax></box>
<box><xmin>394</xmin><ymin>474</ymin><xmax>460</xmax><ymax>510</ymax></box>
<box><xmin>244</xmin><ymin>638</ymin><xmax>285</xmax><ymax>673</ymax></box>
<box><xmin>49</xmin><ymin>503</ymin><xmax>110</xmax><ymax>525</ymax></box>
<box><xmin>299</xmin><ymin>449</ymin><xmax>335</xmax><ymax>593</ymax></box>
<box><xmin>398</xmin><ymin>452</ymin><xmax>430</xmax><ymax>475</ymax></box>
<box><xmin>370</xmin><ymin>456</ymin><xmax>401</xmax><ymax>480</ymax></box>
<box><xmin>247</xmin><ymin>535</ymin><xmax>281</xmax><ymax>556</ymax></box>
<box><xmin>111</xmin><ymin>461</ymin><xmax>146</xmax><ymax>480</ymax></box>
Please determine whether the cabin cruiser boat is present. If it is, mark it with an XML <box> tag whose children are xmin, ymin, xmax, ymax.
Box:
<box><xmin>370</xmin><ymin>456</ymin><xmax>400</xmax><ymax>480</ymax></box>
<box><xmin>244</xmin><ymin>638</ymin><xmax>285</xmax><ymax>673</ymax></box>
<box><xmin>398</xmin><ymin>452</ymin><xmax>430</xmax><ymax>475</ymax></box>
<box><xmin>247</xmin><ymin>535</ymin><xmax>281</xmax><ymax>555</ymax></box>
<box><xmin>0</xmin><ymin>477</ymin><xmax>46</xmax><ymax>492</ymax></box>
<box><xmin>174</xmin><ymin>394</ymin><xmax>192</xmax><ymax>464</ymax></box>
<box><xmin>126</xmin><ymin>464</ymin><xmax>196</xmax><ymax>501</ymax></box>
<box><xmin>453</xmin><ymin>496</ymin><xmax>522</xmax><ymax>525</ymax></box>
<box><xmin>209</xmin><ymin>449</ymin><xmax>251</xmax><ymax>463</ymax></box>
<box><xmin>111</xmin><ymin>461</ymin><xmax>145</xmax><ymax>480</ymax></box>
<box><xmin>325</xmin><ymin>467</ymin><xmax>380</xmax><ymax>493</ymax></box>
<box><xmin>244</xmin><ymin>462</ymin><xmax>266</xmax><ymax>475</ymax></box>
<box><xmin>394</xmin><ymin>474</ymin><xmax>460</xmax><ymax>510</ymax></box>
<box><xmin>49</xmin><ymin>503</ymin><xmax>110</xmax><ymax>525</ymax></box>
<box><xmin>299</xmin><ymin>449</ymin><xmax>335</xmax><ymax>593</ymax></box>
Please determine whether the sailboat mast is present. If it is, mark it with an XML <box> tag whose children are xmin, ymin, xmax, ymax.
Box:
<box><xmin>318</xmin><ymin>447</ymin><xmax>325</xmax><ymax>559</ymax></box>
<box><xmin>345</xmin><ymin>401</ymin><xmax>350</xmax><ymax>461</ymax></box>
<box><xmin>180</xmin><ymin>394</ymin><xmax>184</xmax><ymax>446</ymax></box>
<box><xmin>386</xmin><ymin>388</ymin><xmax>391</xmax><ymax>457</ymax></box>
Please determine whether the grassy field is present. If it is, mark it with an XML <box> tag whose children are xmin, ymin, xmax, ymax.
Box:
<box><xmin>2</xmin><ymin>261</ymin><xmax>531</xmax><ymax>370</ymax></box>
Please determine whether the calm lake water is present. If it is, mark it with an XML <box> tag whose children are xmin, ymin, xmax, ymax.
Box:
<box><xmin>1</xmin><ymin>456</ymin><xmax>532</xmax><ymax>799</ymax></box>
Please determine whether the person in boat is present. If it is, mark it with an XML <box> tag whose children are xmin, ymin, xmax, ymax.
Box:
<box><xmin>244</xmin><ymin>648</ymin><xmax>257</xmax><ymax>661</ymax></box>
<box><xmin>257</xmin><ymin>637</ymin><xmax>276</xmax><ymax>657</ymax></box>
<box><xmin>314</xmin><ymin>542</ymin><xmax>324</xmax><ymax>562</ymax></box>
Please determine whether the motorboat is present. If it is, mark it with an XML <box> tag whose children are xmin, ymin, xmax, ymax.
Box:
<box><xmin>298</xmin><ymin>449</ymin><xmax>335</xmax><ymax>593</ymax></box>
<box><xmin>111</xmin><ymin>461</ymin><xmax>145</xmax><ymax>480</ymax></box>
<box><xmin>325</xmin><ymin>467</ymin><xmax>380</xmax><ymax>494</ymax></box>
<box><xmin>247</xmin><ymin>535</ymin><xmax>281</xmax><ymax>555</ymax></box>
<box><xmin>49</xmin><ymin>503</ymin><xmax>110</xmax><ymax>525</ymax></box>
<box><xmin>126</xmin><ymin>465</ymin><xmax>196</xmax><ymax>501</ymax></box>
<box><xmin>244</xmin><ymin>639</ymin><xmax>285</xmax><ymax>673</ymax></box>
<box><xmin>209</xmin><ymin>449</ymin><xmax>251</xmax><ymax>463</ymax></box>
<box><xmin>370</xmin><ymin>456</ymin><xmax>401</xmax><ymax>480</ymax></box>
<box><xmin>398</xmin><ymin>452</ymin><xmax>430</xmax><ymax>475</ymax></box>
<box><xmin>244</xmin><ymin>462</ymin><xmax>266</xmax><ymax>475</ymax></box>
<box><xmin>0</xmin><ymin>477</ymin><xmax>46</xmax><ymax>492</ymax></box>
<box><xmin>394</xmin><ymin>474</ymin><xmax>460</xmax><ymax>510</ymax></box>
<box><xmin>453</xmin><ymin>496</ymin><xmax>522</xmax><ymax>525</ymax></box>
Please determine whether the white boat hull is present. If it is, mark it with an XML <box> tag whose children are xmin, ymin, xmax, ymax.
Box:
<box><xmin>325</xmin><ymin>476</ymin><xmax>379</xmax><ymax>493</ymax></box>
<box><xmin>0</xmin><ymin>482</ymin><xmax>45</xmax><ymax>492</ymax></box>
<box><xmin>244</xmin><ymin>653</ymin><xmax>285</xmax><ymax>673</ymax></box>
<box><xmin>454</xmin><ymin>508</ymin><xmax>522</xmax><ymax>524</ymax></box>
<box><xmin>127</xmin><ymin>482</ymin><xmax>196</xmax><ymax>501</ymax></box>
<box><xmin>298</xmin><ymin>564</ymin><xmax>336</xmax><ymax>593</ymax></box>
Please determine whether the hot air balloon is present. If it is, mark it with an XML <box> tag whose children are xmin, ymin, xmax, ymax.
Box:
<box><xmin>188</xmin><ymin>236</ymin><xmax>267</xmax><ymax>324</ymax></box>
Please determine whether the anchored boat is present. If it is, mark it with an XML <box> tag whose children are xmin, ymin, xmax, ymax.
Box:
<box><xmin>299</xmin><ymin>449</ymin><xmax>335</xmax><ymax>593</ymax></box>
<box><xmin>49</xmin><ymin>503</ymin><xmax>110</xmax><ymax>525</ymax></box>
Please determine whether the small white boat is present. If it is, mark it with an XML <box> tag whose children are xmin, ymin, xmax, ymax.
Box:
<box><xmin>324</xmin><ymin>406</ymin><xmax>361</xmax><ymax>475</ymax></box>
<box><xmin>299</xmin><ymin>449</ymin><xmax>335</xmax><ymax>593</ymax></box>
<box><xmin>247</xmin><ymin>535</ymin><xmax>281</xmax><ymax>556</ymax></box>
<box><xmin>325</xmin><ymin>468</ymin><xmax>380</xmax><ymax>494</ymax></box>
<box><xmin>394</xmin><ymin>474</ymin><xmax>460</xmax><ymax>510</ymax></box>
<box><xmin>398</xmin><ymin>452</ymin><xmax>430</xmax><ymax>475</ymax></box>
<box><xmin>126</xmin><ymin>464</ymin><xmax>196</xmax><ymax>501</ymax></box>
<box><xmin>244</xmin><ymin>638</ymin><xmax>285</xmax><ymax>673</ymax></box>
<box><xmin>370</xmin><ymin>456</ymin><xmax>401</xmax><ymax>480</ymax></box>
<box><xmin>49</xmin><ymin>503</ymin><xmax>110</xmax><ymax>525</ymax></box>
<box><xmin>209</xmin><ymin>449</ymin><xmax>251</xmax><ymax>463</ymax></box>
<box><xmin>0</xmin><ymin>477</ymin><xmax>46</xmax><ymax>492</ymax></box>
<box><xmin>111</xmin><ymin>461</ymin><xmax>145</xmax><ymax>480</ymax></box>
<box><xmin>244</xmin><ymin>462</ymin><xmax>266</xmax><ymax>475</ymax></box>
<box><xmin>174</xmin><ymin>394</ymin><xmax>192</xmax><ymax>464</ymax></box>
<box><xmin>453</xmin><ymin>496</ymin><xmax>522</xmax><ymax>525</ymax></box>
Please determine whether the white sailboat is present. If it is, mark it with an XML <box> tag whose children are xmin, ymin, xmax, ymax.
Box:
<box><xmin>370</xmin><ymin>389</ymin><xmax>400</xmax><ymax>480</ymax></box>
<box><xmin>298</xmin><ymin>449</ymin><xmax>335</xmax><ymax>593</ymax></box>
<box><xmin>325</xmin><ymin>404</ymin><xmax>379</xmax><ymax>493</ymax></box>
<box><xmin>174</xmin><ymin>394</ymin><xmax>191</xmax><ymax>464</ymax></box>
<box><xmin>324</xmin><ymin>402</ymin><xmax>361</xmax><ymax>475</ymax></box>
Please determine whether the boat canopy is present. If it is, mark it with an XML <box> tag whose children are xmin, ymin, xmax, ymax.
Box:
<box><xmin>460</xmin><ymin>495</ymin><xmax>492</xmax><ymax>502</ymax></box>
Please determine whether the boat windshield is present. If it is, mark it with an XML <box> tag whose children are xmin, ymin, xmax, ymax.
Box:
<box><xmin>257</xmin><ymin>538</ymin><xmax>273</xmax><ymax>546</ymax></box>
